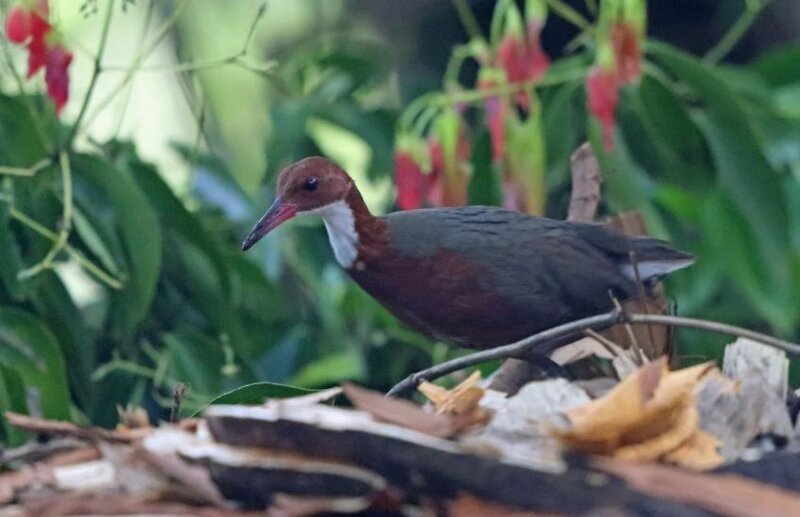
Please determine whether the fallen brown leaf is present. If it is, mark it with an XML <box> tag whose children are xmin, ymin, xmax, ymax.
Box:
<box><xmin>341</xmin><ymin>383</ymin><xmax>455</xmax><ymax>438</ymax></box>
<box><xmin>552</xmin><ymin>358</ymin><xmax>722</xmax><ymax>469</ymax></box>
<box><xmin>662</xmin><ymin>430</ymin><xmax>724</xmax><ymax>471</ymax></box>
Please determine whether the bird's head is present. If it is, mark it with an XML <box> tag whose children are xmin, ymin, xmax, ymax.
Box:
<box><xmin>241</xmin><ymin>156</ymin><xmax>353</xmax><ymax>251</ymax></box>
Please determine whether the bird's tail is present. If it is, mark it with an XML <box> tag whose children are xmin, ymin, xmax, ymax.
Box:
<box><xmin>620</xmin><ymin>237</ymin><xmax>695</xmax><ymax>283</ymax></box>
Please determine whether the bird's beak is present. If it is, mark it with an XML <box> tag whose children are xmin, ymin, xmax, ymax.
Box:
<box><xmin>241</xmin><ymin>197</ymin><xmax>298</xmax><ymax>251</ymax></box>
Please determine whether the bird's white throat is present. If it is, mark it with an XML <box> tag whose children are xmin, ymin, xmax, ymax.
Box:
<box><xmin>299</xmin><ymin>200</ymin><xmax>359</xmax><ymax>269</ymax></box>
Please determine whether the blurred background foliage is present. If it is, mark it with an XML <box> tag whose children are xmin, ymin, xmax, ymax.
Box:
<box><xmin>0</xmin><ymin>0</ymin><xmax>798</xmax><ymax>441</ymax></box>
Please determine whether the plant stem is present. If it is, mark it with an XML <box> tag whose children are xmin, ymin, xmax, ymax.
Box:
<box><xmin>545</xmin><ymin>0</ymin><xmax>592</xmax><ymax>32</ymax></box>
<box><xmin>17</xmin><ymin>152</ymin><xmax>73</xmax><ymax>280</ymax></box>
<box><xmin>101</xmin><ymin>57</ymin><xmax>278</xmax><ymax>74</ymax></box>
<box><xmin>7</xmin><ymin>206</ymin><xmax>123</xmax><ymax>289</ymax></box>
<box><xmin>63</xmin><ymin>0</ymin><xmax>117</xmax><ymax>148</ymax></box>
<box><xmin>386</xmin><ymin>309</ymin><xmax>800</xmax><ymax>396</ymax></box>
<box><xmin>704</xmin><ymin>0</ymin><xmax>767</xmax><ymax>64</ymax></box>
<box><xmin>0</xmin><ymin>158</ymin><xmax>52</xmax><ymax>177</ymax></box>
<box><xmin>82</xmin><ymin>0</ymin><xmax>192</xmax><ymax>130</ymax></box>
<box><xmin>438</xmin><ymin>68</ymin><xmax>587</xmax><ymax>106</ymax></box>
<box><xmin>452</xmin><ymin>0</ymin><xmax>486</xmax><ymax>42</ymax></box>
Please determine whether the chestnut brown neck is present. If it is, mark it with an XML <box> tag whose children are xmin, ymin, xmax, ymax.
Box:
<box><xmin>343</xmin><ymin>183</ymin><xmax>388</xmax><ymax>265</ymax></box>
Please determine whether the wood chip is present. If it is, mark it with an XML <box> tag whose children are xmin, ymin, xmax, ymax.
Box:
<box><xmin>596</xmin><ymin>458</ymin><xmax>800</xmax><ymax>517</ymax></box>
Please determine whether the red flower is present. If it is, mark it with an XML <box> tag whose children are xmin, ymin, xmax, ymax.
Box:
<box><xmin>44</xmin><ymin>44</ymin><xmax>72</xmax><ymax>115</ymax></box>
<box><xmin>496</xmin><ymin>24</ymin><xmax>549</xmax><ymax>86</ymax></box>
<box><xmin>611</xmin><ymin>22</ymin><xmax>641</xmax><ymax>85</ymax></box>
<box><xmin>5</xmin><ymin>6</ymin><xmax>31</xmax><ymax>44</ymax></box>
<box><xmin>395</xmin><ymin>150</ymin><xmax>436</xmax><ymax>211</ymax></box>
<box><xmin>587</xmin><ymin>66</ymin><xmax>618</xmax><ymax>151</ymax></box>
<box><xmin>4</xmin><ymin>1</ymin><xmax>70</xmax><ymax>115</ymax></box>
<box><xmin>495</xmin><ymin>22</ymin><xmax>549</xmax><ymax>111</ymax></box>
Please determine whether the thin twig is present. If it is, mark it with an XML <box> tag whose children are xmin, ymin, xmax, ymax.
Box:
<box><xmin>704</xmin><ymin>0</ymin><xmax>767</xmax><ymax>64</ymax></box>
<box><xmin>584</xmin><ymin>328</ymin><xmax>623</xmax><ymax>358</ymax></box>
<box><xmin>82</xmin><ymin>0</ymin><xmax>193</xmax><ymax>130</ymax></box>
<box><xmin>386</xmin><ymin>310</ymin><xmax>800</xmax><ymax>397</ymax></box>
<box><xmin>628</xmin><ymin>250</ymin><xmax>658</xmax><ymax>358</ymax></box>
<box><xmin>171</xmin><ymin>383</ymin><xmax>187</xmax><ymax>423</ymax></box>
<box><xmin>611</xmin><ymin>295</ymin><xmax>643</xmax><ymax>365</ymax></box>
<box><xmin>388</xmin><ymin>310</ymin><xmax>623</xmax><ymax>397</ymax></box>
<box><xmin>63</xmin><ymin>0</ymin><xmax>116</xmax><ymax>147</ymax></box>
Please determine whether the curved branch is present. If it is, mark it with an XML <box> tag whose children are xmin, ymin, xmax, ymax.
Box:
<box><xmin>386</xmin><ymin>310</ymin><xmax>800</xmax><ymax>397</ymax></box>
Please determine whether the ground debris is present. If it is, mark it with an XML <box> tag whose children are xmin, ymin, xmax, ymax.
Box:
<box><xmin>0</xmin><ymin>345</ymin><xmax>798</xmax><ymax>514</ymax></box>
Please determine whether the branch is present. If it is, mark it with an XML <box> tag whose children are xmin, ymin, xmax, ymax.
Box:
<box><xmin>386</xmin><ymin>310</ymin><xmax>800</xmax><ymax>397</ymax></box>
<box><xmin>567</xmin><ymin>142</ymin><xmax>601</xmax><ymax>222</ymax></box>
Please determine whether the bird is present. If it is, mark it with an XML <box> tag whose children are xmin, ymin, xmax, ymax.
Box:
<box><xmin>242</xmin><ymin>156</ymin><xmax>694</xmax><ymax>353</ymax></box>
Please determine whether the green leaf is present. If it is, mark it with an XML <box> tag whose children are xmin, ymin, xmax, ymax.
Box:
<box><xmin>70</xmin><ymin>153</ymin><xmax>162</xmax><ymax>342</ymax></box>
<box><xmin>542</xmin><ymin>81</ymin><xmax>581</xmax><ymax>185</ymax></box>
<box><xmin>126</xmin><ymin>157</ymin><xmax>230</xmax><ymax>294</ymax></box>
<box><xmin>71</xmin><ymin>205</ymin><xmax>122</xmax><ymax>277</ymax></box>
<box><xmin>649</xmin><ymin>42</ymin><xmax>789</xmax><ymax>262</ymax></box>
<box><xmin>0</xmin><ymin>307</ymin><xmax>71</xmax><ymax>420</ymax></box>
<box><xmin>0</xmin><ymin>94</ymin><xmax>49</xmax><ymax>164</ymax></box>
<box><xmin>0</xmin><ymin>202</ymin><xmax>26</xmax><ymax>301</ymax></box>
<box><xmin>30</xmin><ymin>272</ymin><xmax>95</xmax><ymax>409</ymax></box>
<box><xmin>467</xmin><ymin>129</ymin><xmax>502</xmax><ymax>206</ymax></box>
<box><xmin>291</xmin><ymin>350</ymin><xmax>365</xmax><ymax>388</ymax></box>
<box><xmin>0</xmin><ymin>365</ymin><xmax>29</xmax><ymax>446</ymax></box>
<box><xmin>702</xmin><ymin>194</ymin><xmax>796</xmax><ymax>331</ymax></box>
<box><xmin>192</xmin><ymin>381</ymin><xmax>316</xmax><ymax>416</ymax></box>
<box><xmin>164</xmin><ymin>331</ymin><xmax>229</xmax><ymax>396</ymax></box>
<box><xmin>634</xmin><ymin>76</ymin><xmax>713</xmax><ymax>190</ymax></box>
<box><xmin>751</xmin><ymin>44</ymin><xmax>800</xmax><ymax>88</ymax></box>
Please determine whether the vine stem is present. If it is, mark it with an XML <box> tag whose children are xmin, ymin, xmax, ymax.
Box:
<box><xmin>98</xmin><ymin>4</ymin><xmax>271</xmax><ymax>76</ymax></box>
<box><xmin>0</xmin><ymin>158</ymin><xmax>52</xmax><ymax>177</ymax></box>
<box><xmin>18</xmin><ymin>151</ymin><xmax>74</xmax><ymax>280</ymax></box>
<box><xmin>7</xmin><ymin>206</ymin><xmax>123</xmax><ymax>289</ymax></box>
<box><xmin>386</xmin><ymin>309</ymin><xmax>800</xmax><ymax>397</ymax></box>
<box><xmin>63</xmin><ymin>0</ymin><xmax>116</xmax><ymax>148</ymax></box>
<box><xmin>704</xmin><ymin>0</ymin><xmax>767</xmax><ymax>64</ymax></box>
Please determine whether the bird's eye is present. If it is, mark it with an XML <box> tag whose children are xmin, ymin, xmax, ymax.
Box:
<box><xmin>303</xmin><ymin>177</ymin><xmax>319</xmax><ymax>192</ymax></box>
